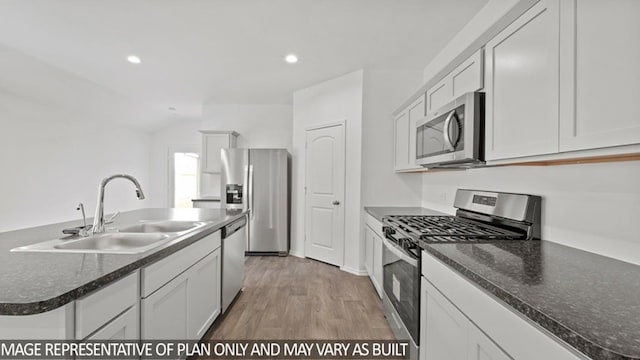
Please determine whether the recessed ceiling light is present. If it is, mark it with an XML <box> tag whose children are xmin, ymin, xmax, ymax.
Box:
<box><xmin>168</xmin><ymin>107</ymin><xmax>177</xmax><ymax>112</ymax></box>
<box><xmin>126</xmin><ymin>55</ymin><xmax>141</xmax><ymax>64</ymax></box>
<box><xmin>284</xmin><ymin>54</ymin><xmax>298</xmax><ymax>64</ymax></box>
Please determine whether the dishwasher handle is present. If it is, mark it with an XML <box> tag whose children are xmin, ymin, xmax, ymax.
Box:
<box><xmin>222</xmin><ymin>216</ymin><xmax>247</xmax><ymax>239</ymax></box>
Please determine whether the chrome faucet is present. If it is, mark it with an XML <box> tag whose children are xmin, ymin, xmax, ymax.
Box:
<box><xmin>92</xmin><ymin>174</ymin><xmax>145</xmax><ymax>234</ymax></box>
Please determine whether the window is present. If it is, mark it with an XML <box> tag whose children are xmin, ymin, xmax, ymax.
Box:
<box><xmin>173</xmin><ymin>152</ymin><xmax>199</xmax><ymax>208</ymax></box>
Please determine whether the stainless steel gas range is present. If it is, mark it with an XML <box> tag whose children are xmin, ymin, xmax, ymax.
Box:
<box><xmin>381</xmin><ymin>189</ymin><xmax>542</xmax><ymax>360</ymax></box>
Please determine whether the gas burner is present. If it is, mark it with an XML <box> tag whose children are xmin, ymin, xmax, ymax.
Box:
<box><xmin>382</xmin><ymin>190</ymin><xmax>541</xmax><ymax>244</ymax></box>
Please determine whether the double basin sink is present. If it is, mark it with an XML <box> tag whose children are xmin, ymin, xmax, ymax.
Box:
<box><xmin>11</xmin><ymin>220</ymin><xmax>208</xmax><ymax>255</ymax></box>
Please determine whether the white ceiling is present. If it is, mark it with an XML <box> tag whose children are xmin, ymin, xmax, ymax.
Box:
<box><xmin>0</xmin><ymin>0</ymin><xmax>487</xmax><ymax>129</ymax></box>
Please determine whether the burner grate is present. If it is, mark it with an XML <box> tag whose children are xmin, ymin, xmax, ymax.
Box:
<box><xmin>384</xmin><ymin>215</ymin><xmax>524</xmax><ymax>243</ymax></box>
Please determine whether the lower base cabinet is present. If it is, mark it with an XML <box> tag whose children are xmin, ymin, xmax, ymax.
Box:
<box><xmin>142</xmin><ymin>247</ymin><xmax>221</xmax><ymax>340</ymax></box>
<box><xmin>188</xmin><ymin>247</ymin><xmax>221</xmax><ymax>339</ymax></box>
<box><xmin>420</xmin><ymin>278</ymin><xmax>509</xmax><ymax>360</ymax></box>
<box><xmin>364</xmin><ymin>213</ymin><xmax>384</xmax><ymax>298</ymax></box>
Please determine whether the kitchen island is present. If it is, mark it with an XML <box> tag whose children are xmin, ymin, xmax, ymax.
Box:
<box><xmin>0</xmin><ymin>208</ymin><xmax>247</xmax><ymax>340</ymax></box>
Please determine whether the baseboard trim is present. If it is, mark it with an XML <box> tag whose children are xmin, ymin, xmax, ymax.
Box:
<box><xmin>340</xmin><ymin>266</ymin><xmax>368</xmax><ymax>276</ymax></box>
<box><xmin>289</xmin><ymin>249</ymin><xmax>305</xmax><ymax>258</ymax></box>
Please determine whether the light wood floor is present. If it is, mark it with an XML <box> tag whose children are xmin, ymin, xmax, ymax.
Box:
<box><xmin>207</xmin><ymin>256</ymin><xmax>394</xmax><ymax>340</ymax></box>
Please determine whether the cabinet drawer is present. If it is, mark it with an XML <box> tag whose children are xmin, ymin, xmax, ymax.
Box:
<box><xmin>75</xmin><ymin>271</ymin><xmax>139</xmax><ymax>340</ymax></box>
<box><xmin>141</xmin><ymin>230</ymin><xmax>221</xmax><ymax>298</ymax></box>
<box><xmin>85</xmin><ymin>304</ymin><xmax>139</xmax><ymax>340</ymax></box>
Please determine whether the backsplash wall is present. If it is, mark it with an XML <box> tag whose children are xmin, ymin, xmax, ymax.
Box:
<box><xmin>421</xmin><ymin>160</ymin><xmax>640</xmax><ymax>265</ymax></box>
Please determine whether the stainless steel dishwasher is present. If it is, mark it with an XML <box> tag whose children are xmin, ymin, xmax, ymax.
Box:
<box><xmin>221</xmin><ymin>215</ymin><xmax>247</xmax><ymax>313</ymax></box>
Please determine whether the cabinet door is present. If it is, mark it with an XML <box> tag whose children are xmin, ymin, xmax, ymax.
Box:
<box><xmin>452</xmin><ymin>49</ymin><xmax>484</xmax><ymax>98</ymax></box>
<box><xmin>395</xmin><ymin>95</ymin><xmax>426</xmax><ymax>172</ymax></box>
<box><xmin>427</xmin><ymin>77</ymin><xmax>452</xmax><ymax>114</ymax></box>
<box><xmin>422</xmin><ymin>278</ymin><xmax>469</xmax><ymax>360</ymax></box>
<box><xmin>408</xmin><ymin>95</ymin><xmax>426</xmax><ymax>167</ymax></box>
<box><xmin>468</xmin><ymin>325</ymin><xmax>512</xmax><ymax>360</ymax></box>
<box><xmin>372</xmin><ymin>231</ymin><xmax>383</xmax><ymax>298</ymax></box>
<box><xmin>364</xmin><ymin>226</ymin><xmax>374</xmax><ymax>277</ymax></box>
<box><xmin>202</xmin><ymin>134</ymin><xmax>230</xmax><ymax>173</ymax></box>
<box><xmin>485</xmin><ymin>0</ymin><xmax>560</xmax><ymax>161</ymax></box>
<box><xmin>559</xmin><ymin>0</ymin><xmax>640</xmax><ymax>151</ymax></box>
<box><xmin>142</xmin><ymin>271</ymin><xmax>190</xmax><ymax>340</ymax></box>
<box><xmin>86</xmin><ymin>304</ymin><xmax>139</xmax><ymax>340</ymax></box>
<box><xmin>394</xmin><ymin>111</ymin><xmax>410</xmax><ymax>170</ymax></box>
<box><xmin>188</xmin><ymin>248</ymin><xmax>221</xmax><ymax>340</ymax></box>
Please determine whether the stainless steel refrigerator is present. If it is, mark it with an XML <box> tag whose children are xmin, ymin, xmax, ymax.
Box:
<box><xmin>221</xmin><ymin>148</ymin><xmax>289</xmax><ymax>255</ymax></box>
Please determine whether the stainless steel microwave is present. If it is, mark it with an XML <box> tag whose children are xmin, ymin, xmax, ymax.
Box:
<box><xmin>415</xmin><ymin>91</ymin><xmax>485</xmax><ymax>168</ymax></box>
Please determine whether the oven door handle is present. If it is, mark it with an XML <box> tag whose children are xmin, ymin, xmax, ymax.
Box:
<box><xmin>382</xmin><ymin>235</ymin><xmax>418</xmax><ymax>267</ymax></box>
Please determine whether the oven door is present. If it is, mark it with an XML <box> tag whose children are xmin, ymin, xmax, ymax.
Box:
<box><xmin>382</xmin><ymin>229</ymin><xmax>421</xmax><ymax>348</ymax></box>
<box><xmin>415</xmin><ymin>92</ymin><xmax>483</xmax><ymax>167</ymax></box>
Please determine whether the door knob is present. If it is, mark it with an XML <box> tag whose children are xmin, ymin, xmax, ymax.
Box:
<box><xmin>332</xmin><ymin>200</ymin><xmax>340</xmax><ymax>206</ymax></box>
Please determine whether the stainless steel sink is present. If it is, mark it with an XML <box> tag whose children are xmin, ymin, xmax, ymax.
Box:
<box><xmin>11</xmin><ymin>220</ymin><xmax>210</xmax><ymax>255</ymax></box>
<box><xmin>119</xmin><ymin>220</ymin><xmax>206</xmax><ymax>234</ymax></box>
<box><xmin>12</xmin><ymin>232</ymin><xmax>171</xmax><ymax>254</ymax></box>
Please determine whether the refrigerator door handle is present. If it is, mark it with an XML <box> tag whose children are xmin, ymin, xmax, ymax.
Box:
<box><xmin>248</xmin><ymin>164</ymin><xmax>254</xmax><ymax>220</ymax></box>
<box><xmin>243</xmin><ymin>165</ymin><xmax>249</xmax><ymax>213</ymax></box>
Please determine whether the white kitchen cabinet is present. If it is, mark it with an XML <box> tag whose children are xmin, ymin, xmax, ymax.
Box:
<box><xmin>427</xmin><ymin>49</ymin><xmax>484</xmax><ymax>114</ymax></box>
<box><xmin>364</xmin><ymin>213</ymin><xmax>384</xmax><ymax>298</ymax></box>
<box><xmin>188</xmin><ymin>247</ymin><xmax>221</xmax><ymax>339</ymax></box>
<box><xmin>420</xmin><ymin>277</ymin><xmax>512</xmax><ymax>360</ymax></box>
<box><xmin>468</xmin><ymin>325</ymin><xmax>512</xmax><ymax>360</ymax></box>
<box><xmin>427</xmin><ymin>76</ymin><xmax>451</xmax><ymax>114</ymax></box>
<box><xmin>86</xmin><ymin>304</ymin><xmax>139</xmax><ymax>340</ymax></box>
<box><xmin>200</xmin><ymin>130</ymin><xmax>238</xmax><ymax>173</ymax></box>
<box><xmin>484</xmin><ymin>0</ymin><xmax>561</xmax><ymax>161</ymax></box>
<box><xmin>142</xmin><ymin>269</ymin><xmax>190</xmax><ymax>340</ymax></box>
<box><xmin>394</xmin><ymin>94</ymin><xmax>426</xmax><ymax>172</ymax></box>
<box><xmin>142</xmin><ymin>247</ymin><xmax>222</xmax><ymax>340</ymax></box>
<box><xmin>364</xmin><ymin>224</ymin><xmax>383</xmax><ymax>297</ymax></box>
<box><xmin>372</xmin><ymin>230</ymin><xmax>383</xmax><ymax>297</ymax></box>
<box><xmin>75</xmin><ymin>271</ymin><xmax>139</xmax><ymax>339</ymax></box>
<box><xmin>421</xmin><ymin>277</ymin><xmax>470</xmax><ymax>360</ymax></box>
<box><xmin>559</xmin><ymin>0</ymin><xmax>640</xmax><ymax>152</ymax></box>
<box><xmin>364</xmin><ymin>225</ymin><xmax>374</xmax><ymax>277</ymax></box>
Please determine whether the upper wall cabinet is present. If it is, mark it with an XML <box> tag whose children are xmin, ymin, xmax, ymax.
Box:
<box><xmin>559</xmin><ymin>0</ymin><xmax>640</xmax><ymax>152</ymax></box>
<box><xmin>394</xmin><ymin>94</ymin><xmax>426</xmax><ymax>172</ymax></box>
<box><xmin>484</xmin><ymin>0</ymin><xmax>561</xmax><ymax>161</ymax></box>
<box><xmin>427</xmin><ymin>49</ymin><xmax>484</xmax><ymax>114</ymax></box>
<box><xmin>200</xmin><ymin>131</ymin><xmax>239</xmax><ymax>173</ymax></box>
<box><xmin>485</xmin><ymin>0</ymin><xmax>640</xmax><ymax>162</ymax></box>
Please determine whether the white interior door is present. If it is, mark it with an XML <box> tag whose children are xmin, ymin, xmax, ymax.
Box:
<box><xmin>304</xmin><ymin>123</ymin><xmax>345</xmax><ymax>267</ymax></box>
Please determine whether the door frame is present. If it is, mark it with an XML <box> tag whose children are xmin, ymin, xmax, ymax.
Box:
<box><xmin>303</xmin><ymin>120</ymin><xmax>347</xmax><ymax>267</ymax></box>
<box><xmin>167</xmin><ymin>145</ymin><xmax>200</xmax><ymax>208</ymax></box>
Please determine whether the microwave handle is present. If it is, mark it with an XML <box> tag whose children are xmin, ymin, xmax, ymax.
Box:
<box><xmin>443</xmin><ymin>110</ymin><xmax>457</xmax><ymax>151</ymax></box>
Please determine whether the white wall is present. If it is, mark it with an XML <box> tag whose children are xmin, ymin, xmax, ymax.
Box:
<box><xmin>361</xmin><ymin>68</ymin><xmax>424</xmax><ymax>207</ymax></box>
<box><xmin>421</xmin><ymin>162</ymin><xmax>640</xmax><ymax>265</ymax></box>
<box><xmin>0</xmin><ymin>90</ymin><xmax>151</xmax><ymax>232</ymax></box>
<box><xmin>291</xmin><ymin>70</ymin><xmax>364</xmax><ymax>273</ymax></box>
<box><xmin>202</xmin><ymin>104</ymin><xmax>292</xmax><ymax>151</ymax></box>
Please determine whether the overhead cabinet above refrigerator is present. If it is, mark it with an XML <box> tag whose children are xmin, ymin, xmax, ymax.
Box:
<box><xmin>221</xmin><ymin>148</ymin><xmax>289</xmax><ymax>255</ymax></box>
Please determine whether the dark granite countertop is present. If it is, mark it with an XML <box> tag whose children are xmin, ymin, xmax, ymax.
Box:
<box><xmin>422</xmin><ymin>240</ymin><xmax>640</xmax><ymax>360</ymax></box>
<box><xmin>364</xmin><ymin>206</ymin><xmax>449</xmax><ymax>223</ymax></box>
<box><xmin>0</xmin><ymin>208</ymin><xmax>246</xmax><ymax>315</ymax></box>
